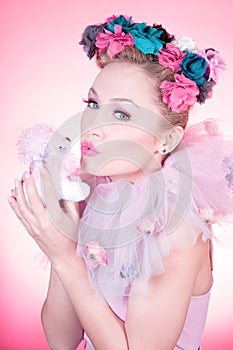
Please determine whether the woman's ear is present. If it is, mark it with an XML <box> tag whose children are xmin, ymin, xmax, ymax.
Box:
<box><xmin>160</xmin><ymin>126</ymin><xmax>184</xmax><ymax>153</ymax></box>
<box><xmin>170</xmin><ymin>125</ymin><xmax>184</xmax><ymax>151</ymax></box>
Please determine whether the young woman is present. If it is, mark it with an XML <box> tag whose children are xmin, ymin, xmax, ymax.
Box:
<box><xmin>8</xmin><ymin>14</ymin><xmax>233</xmax><ymax>350</ymax></box>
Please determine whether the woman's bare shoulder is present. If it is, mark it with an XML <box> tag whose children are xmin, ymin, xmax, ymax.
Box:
<box><xmin>164</xmin><ymin>212</ymin><xmax>213</xmax><ymax>296</ymax></box>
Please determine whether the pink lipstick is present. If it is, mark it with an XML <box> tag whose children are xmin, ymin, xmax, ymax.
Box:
<box><xmin>81</xmin><ymin>141</ymin><xmax>99</xmax><ymax>156</ymax></box>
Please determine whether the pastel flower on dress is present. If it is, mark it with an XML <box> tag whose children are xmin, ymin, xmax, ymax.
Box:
<box><xmin>197</xmin><ymin>48</ymin><xmax>226</xmax><ymax>83</ymax></box>
<box><xmin>221</xmin><ymin>154</ymin><xmax>233</xmax><ymax>169</ymax></box>
<box><xmin>95</xmin><ymin>25</ymin><xmax>134</xmax><ymax>58</ymax></box>
<box><xmin>173</xmin><ymin>37</ymin><xmax>196</xmax><ymax>52</ymax></box>
<box><xmin>221</xmin><ymin>155</ymin><xmax>233</xmax><ymax>188</ymax></box>
<box><xmin>225</xmin><ymin>163</ymin><xmax>233</xmax><ymax>188</ymax></box>
<box><xmin>180</xmin><ymin>51</ymin><xmax>208</xmax><ymax>85</ymax></box>
<box><xmin>85</xmin><ymin>241</ymin><xmax>108</xmax><ymax>269</ymax></box>
<box><xmin>197</xmin><ymin>206</ymin><xmax>223</xmax><ymax>224</ymax></box>
<box><xmin>120</xmin><ymin>264</ymin><xmax>137</xmax><ymax>279</ymax></box>
<box><xmin>158</xmin><ymin>43</ymin><xmax>186</xmax><ymax>72</ymax></box>
<box><xmin>136</xmin><ymin>215</ymin><xmax>156</xmax><ymax>235</ymax></box>
<box><xmin>160</xmin><ymin>73</ymin><xmax>199</xmax><ymax>112</ymax></box>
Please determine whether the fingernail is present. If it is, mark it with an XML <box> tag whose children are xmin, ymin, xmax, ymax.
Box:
<box><xmin>24</xmin><ymin>171</ymin><xmax>30</xmax><ymax>180</ymax></box>
<box><xmin>15</xmin><ymin>179</ymin><xmax>19</xmax><ymax>187</ymax></box>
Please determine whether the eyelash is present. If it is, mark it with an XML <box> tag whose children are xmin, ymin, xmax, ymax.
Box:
<box><xmin>82</xmin><ymin>98</ymin><xmax>131</xmax><ymax>122</ymax></box>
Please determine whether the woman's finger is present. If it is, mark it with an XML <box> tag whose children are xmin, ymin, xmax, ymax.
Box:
<box><xmin>9</xmin><ymin>188</ymin><xmax>33</xmax><ymax>233</ymax></box>
<box><xmin>7</xmin><ymin>195</ymin><xmax>34</xmax><ymax>235</ymax></box>
<box><xmin>39</xmin><ymin>166</ymin><xmax>64</xmax><ymax>225</ymax></box>
<box><xmin>22</xmin><ymin>170</ymin><xmax>46</xmax><ymax>218</ymax></box>
<box><xmin>14</xmin><ymin>177</ymin><xmax>35</xmax><ymax>223</ymax></box>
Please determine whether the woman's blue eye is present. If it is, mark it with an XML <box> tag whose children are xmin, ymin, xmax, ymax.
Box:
<box><xmin>83</xmin><ymin>99</ymin><xmax>131</xmax><ymax>121</ymax></box>
<box><xmin>114</xmin><ymin>110</ymin><xmax>131</xmax><ymax>122</ymax></box>
<box><xmin>83</xmin><ymin>99</ymin><xmax>99</xmax><ymax>109</ymax></box>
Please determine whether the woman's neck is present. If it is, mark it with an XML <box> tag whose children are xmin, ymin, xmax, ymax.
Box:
<box><xmin>108</xmin><ymin>164</ymin><xmax>163</xmax><ymax>184</ymax></box>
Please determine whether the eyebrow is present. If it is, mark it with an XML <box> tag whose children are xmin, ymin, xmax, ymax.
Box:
<box><xmin>89</xmin><ymin>87</ymin><xmax>139</xmax><ymax>109</ymax></box>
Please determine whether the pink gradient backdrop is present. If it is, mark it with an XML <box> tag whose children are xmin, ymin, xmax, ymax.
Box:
<box><xmin>1</xmin><ymin>1</ymin><xmax>233</xmax><ymax>349</ymax></box>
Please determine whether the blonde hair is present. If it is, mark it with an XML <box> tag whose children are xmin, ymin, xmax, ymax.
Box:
<box><xmin>96</xmin><ymin>45</ymin><xmax>191</xmax><ymax>130</ymax></box>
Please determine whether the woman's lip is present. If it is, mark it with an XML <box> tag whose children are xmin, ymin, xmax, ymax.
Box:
<box><xmin>81</xmin><ymin>147</ymin><xmax>99</xmax><ymax>156</ymax></box>
<box><xmin>81</xmin><ymin>141</ymin><xmax>93</xmax><ymax>148</ymax></box>
<box><xmin>81</xmin><ymin>141</ymin><xmax>100</xmax><ymax>156</ymax></box>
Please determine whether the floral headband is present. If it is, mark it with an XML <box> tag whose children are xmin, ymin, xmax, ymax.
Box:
<box><xmin>79</xmin><ymin>14</ymin><xmax>226</xmax><ymax>113</ymax></box>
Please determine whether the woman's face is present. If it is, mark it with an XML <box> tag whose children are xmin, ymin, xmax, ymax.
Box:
<box><xmin>80</xmin><ymin>62</ymin><xmax>172</xmax><ymax>183</ymax></box>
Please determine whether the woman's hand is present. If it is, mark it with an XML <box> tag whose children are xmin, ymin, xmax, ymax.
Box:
<box><xmin>7</xmin><ymin>166</ymin><xmax>80</xmax><ymax>264</ymax></box>
<box><xmin>8</xmin><ymin>167</ymin><xmax>129</xmax><ymax>350</ymax></box>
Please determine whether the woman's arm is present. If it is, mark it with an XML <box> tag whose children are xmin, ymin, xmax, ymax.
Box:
<box><xmin>8</xmin><ymin>169</ymin><xmax>128</xmax><ymax>350</ymax></box>
<box><xmin>52</xmin><ymin>253</ymin><xmax>128</xmax><ymax>350</ymax></box>
<box><xmin>41</xmin><ymin>267</ymin><xmax>84</xmax><ymax>350</ymax></box>
<box><xmin>125</xmin><ymin>227</ymin><xmax>210</xmax><ymax>350</ymax></box>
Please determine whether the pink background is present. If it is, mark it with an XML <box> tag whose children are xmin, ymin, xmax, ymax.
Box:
<box><xmin>1</xmin><ymin>1</ymin><xmax>233</xmax><ymax>349</ymax></box>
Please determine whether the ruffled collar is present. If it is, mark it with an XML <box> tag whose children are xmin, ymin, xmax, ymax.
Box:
<box><xmin>76</xmin><ymin>117</ymin><xmax>233</xmax><ymax>299</ymax></box>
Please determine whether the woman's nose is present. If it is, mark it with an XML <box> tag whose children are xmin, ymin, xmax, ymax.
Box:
<box><xmin>80</xmin><ymin>127</ymin><xmax>104</xmax><ymax>144</ymax></box>
<box><xmin>90</xmin><ymin>128</ymin><xmax>104</xmax><ymax>140</ymax></box>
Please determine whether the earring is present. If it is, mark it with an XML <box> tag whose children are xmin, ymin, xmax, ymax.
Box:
<box><xmin>162</xmin><ymin>148</ymin><xmax>167</xmax><ymax>154</ymax></box>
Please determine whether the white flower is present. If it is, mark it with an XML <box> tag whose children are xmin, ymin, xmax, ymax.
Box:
<box><xmin>173</xmin><ymin>37</ymin><xmax>196</xmax><ymax>52</ymax></box>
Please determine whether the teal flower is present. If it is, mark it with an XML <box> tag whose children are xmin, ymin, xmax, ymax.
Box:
<box><xmin>126</xmin><ymin>23</ymin><xmax>164</xmax><ymax>55</ymax></box>
<box><xmin>181</xmin><ymin>51</ymin><xmax>208</xmax><ymax>85</ymax></box>
<box><xmin>107</xmin><ymin>15</ymin><xmax>133</xmax><ymax>33</ymax></box>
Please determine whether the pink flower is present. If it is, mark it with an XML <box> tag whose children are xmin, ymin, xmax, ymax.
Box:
<box><xmin>136</xmin><ymin>216</ymin><xmax>156</xmax><ymax>235</ymax></box>
<box><xmin>197</xmin><ymin>49</ymin><xmax>226</xmax><ymax>83</ymax></box>
<box><xmin>197</xmin><ymin>206</ymin><xmax>223</xmax><ymax>224</ymax></box>
<box><xmin>85</xmin><ymin>241</ymin><xmax>108</xmax><ymax>269</ymax></box>
<box><xmin>95</xmin><ymin>25</ymin><xmax>134</xmax><ymax>58</ymax></box>
<box><xmin>160</xmin><ymin>73</ymin><xmax>199</xmax><ymax>112</ymax></box>
<box><xmin>158</xmin><ymin>43</ymin><xmax>186</xmax><ymax>72</ymax></box>
<box><xmin>106</xmin><ymin>15</ymin><xmax>118</xmax><ymax>25</ymax></box>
